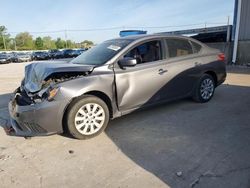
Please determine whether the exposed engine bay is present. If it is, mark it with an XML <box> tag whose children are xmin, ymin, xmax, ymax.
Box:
<box><xmin>15</xmin><ymin>61</ymin><xmax>95</xmax><ymax>106</ymax></box>
<box><xmin>16</xmin><ymin>72</ymin><xmax>87</xmax><ymax>106</ymax></box>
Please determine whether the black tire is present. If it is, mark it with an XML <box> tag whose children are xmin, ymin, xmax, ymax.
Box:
<box><xmin>192</xmin><ymin>74</ymin><xmax>215</xmax><ymax>103</ymax></box>
<box><xmin>65</xmin><ymin>95</ymin><xmax>110</xmax><ymax>139</ymax></box>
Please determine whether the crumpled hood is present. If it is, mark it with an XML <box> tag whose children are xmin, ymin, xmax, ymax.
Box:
<box><xmin>24</xmin><ymin>61</ymin><xmax>94</xmax><ymax>93</ymax></box>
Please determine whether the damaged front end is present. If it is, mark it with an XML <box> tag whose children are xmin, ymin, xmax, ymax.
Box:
<box><xmin>6</xmin><ymin>86</ymin><xmax>62</xmax><ymax>137</ymax></box>
<box><xmin>7</xmin><ymin>61</ymin><xmax>95</xmax><ymax>137</ymax></box>
<box><xmin>18</xmin><ymin>71</ymin><xmax>89</xmax><ymax>105</ymax></box>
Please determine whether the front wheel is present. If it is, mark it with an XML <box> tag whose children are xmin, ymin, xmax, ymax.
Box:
<box><xmin>193</xmin><ymin>74</ymin><xmax>215</xmax><ymax>103</ymax></box>
<box><xmin>65</xmin><ymin>95</ymin><xmax>110</xmax><ymax>139</ymax></box>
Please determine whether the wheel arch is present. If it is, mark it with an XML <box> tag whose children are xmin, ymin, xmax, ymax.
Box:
<box><xmin>84</xmin><ymin>90</ymin><xmax>113</xmax><ymax>118</ymax></box>
<box><xmin>62</xmin><ymin>90</ymin><xmax>113</xmax><ymax>133</ymax></box>
<box><xmin>204</xmin><ymin>70</ymin><xmax>218</xmax><ymax>86</ymax></box>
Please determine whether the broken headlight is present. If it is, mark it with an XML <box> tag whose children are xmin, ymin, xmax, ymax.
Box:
<box><xmin>47</xmin><ymin>87</ymin><xmax>60</xmax><ymax>101</ymax></box>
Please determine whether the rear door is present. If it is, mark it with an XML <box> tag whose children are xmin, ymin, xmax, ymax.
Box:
<box><xmin>159</xmin><ymin>38</ymin><xmax>203</xmax><ymax>100</ymax></box>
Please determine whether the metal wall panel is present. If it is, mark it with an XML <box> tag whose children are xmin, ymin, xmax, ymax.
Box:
<box><xmin>239</xmin><ymin>0</ymin><xmax>250</xmax><ymax>40</ymax></box>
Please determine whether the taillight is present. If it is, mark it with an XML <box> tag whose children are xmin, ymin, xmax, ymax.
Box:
<box><xmin>218</xmin><ymin>53</ymin><xmax>225</xmax><ymax>62</ymax></box>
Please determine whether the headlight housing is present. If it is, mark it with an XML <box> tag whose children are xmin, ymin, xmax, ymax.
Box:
<box><xmin>47</xmin><ymin>87</ymin><xmax>59</xmax><ymax>101</ymax></box>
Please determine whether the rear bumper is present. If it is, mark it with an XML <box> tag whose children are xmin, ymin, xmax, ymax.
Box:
<box><xmin>7</xmin><ymin>92</ymin><xmax>67</xmax><ymax>137</ymax></box>
<box><xmin>217</xmin><ymin>71</ymin><xmax>227</xmax><ymax>86</ymax></box>
<box><xmin>0</xmin><ymin>60</ymin><xmax>10</xmax><ymax>64</ymax></box>
<box><xmin>18</xmin><ymin>58</ymin><xmax>31</xmax><ymax>62</ymax></box>
<box><xmin>34</xmin><ymin>57</ymin><xmax>48</xmax><ymax>60</ymax></box>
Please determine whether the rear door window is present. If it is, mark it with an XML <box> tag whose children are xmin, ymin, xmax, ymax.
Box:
<box><xmin>165</xmin><ymin>39</ymin><xmax>193</xmax><ymax>58</ymax></box>
<box><xmin>190</xmin><ymin>41</ymin><xmax>202</xmax><ymax>53</ymax></box>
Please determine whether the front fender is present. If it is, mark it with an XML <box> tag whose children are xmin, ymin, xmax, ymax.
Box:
<box><xmin>53</xmin><ymin>66</ymin><xmax>120</xmax><ymax>120</ymax></box>
<box><xmin>56</xmin><ymin>72</ymin><xmax>114</xmax><ymax>100</ymax></box>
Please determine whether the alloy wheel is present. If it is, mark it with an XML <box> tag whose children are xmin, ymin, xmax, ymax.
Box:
<box><xmin>200</xmin><ymin>78</ymin><xmax>214</xmax><ymax>100</ymax></box>
<box><xmin>74</xmin><ymin>103</ymin><xmax>105</xmax><ymax>135</ymax></box>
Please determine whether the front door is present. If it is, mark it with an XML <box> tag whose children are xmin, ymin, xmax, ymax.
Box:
<box><xmin>114</xmin><ymin>40</ymin><xmax>170</xmax><ymax>111</ymax></box>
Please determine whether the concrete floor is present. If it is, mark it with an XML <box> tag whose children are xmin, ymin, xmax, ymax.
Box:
<box><xmin>0</xmin><ymin>62</ymin><xmax>250</xmax><ymax>188</ymax></box>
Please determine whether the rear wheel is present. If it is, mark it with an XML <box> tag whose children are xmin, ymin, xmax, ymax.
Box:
<box><xmin>65</xmin><ymin>95</ymin><xmax>109</xmax><ymax>139</ymax></box>
<box><xmin>193</xmin><ymin>74</ymin><xmax>215</xmax><ymax>103</ymax></box>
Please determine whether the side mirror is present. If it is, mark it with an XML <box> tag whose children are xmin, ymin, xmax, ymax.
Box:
<box><xmin>118</xmin><ymin>57</ymin><xmax>137</xmax><ymax>68</ymax></box>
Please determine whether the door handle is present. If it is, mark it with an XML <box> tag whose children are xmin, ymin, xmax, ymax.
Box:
<box><xmin>158</xmin><ymin>69</ymin><xmax>168</xmax><ymax>75</ymax></box>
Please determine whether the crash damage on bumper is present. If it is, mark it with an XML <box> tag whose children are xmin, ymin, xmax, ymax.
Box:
<box><xmin>6</xmin><ymin>61</ymin><xmax>95</xmax><ymax>137</ymax></box>
<box><xmin>7</xmin><ymin>88</ymin><xmax>66</xmax><ymax>136</ymax></box>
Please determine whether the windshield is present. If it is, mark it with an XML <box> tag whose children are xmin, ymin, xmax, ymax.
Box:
<box><xmin>70</xmin><ymin>39</ymin><xmax>132</xmax><ymax>65</ymax></box>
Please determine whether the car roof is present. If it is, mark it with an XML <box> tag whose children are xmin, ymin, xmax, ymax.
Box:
<box><xmin>112</xmin><ymin>34</ymin><xmax>204</xmax><ymax>46</ymax></box>
<box><xmin>116</xmin><ymin>34</ymin><xmax>185</xmax><ymax>39</ymax></box>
